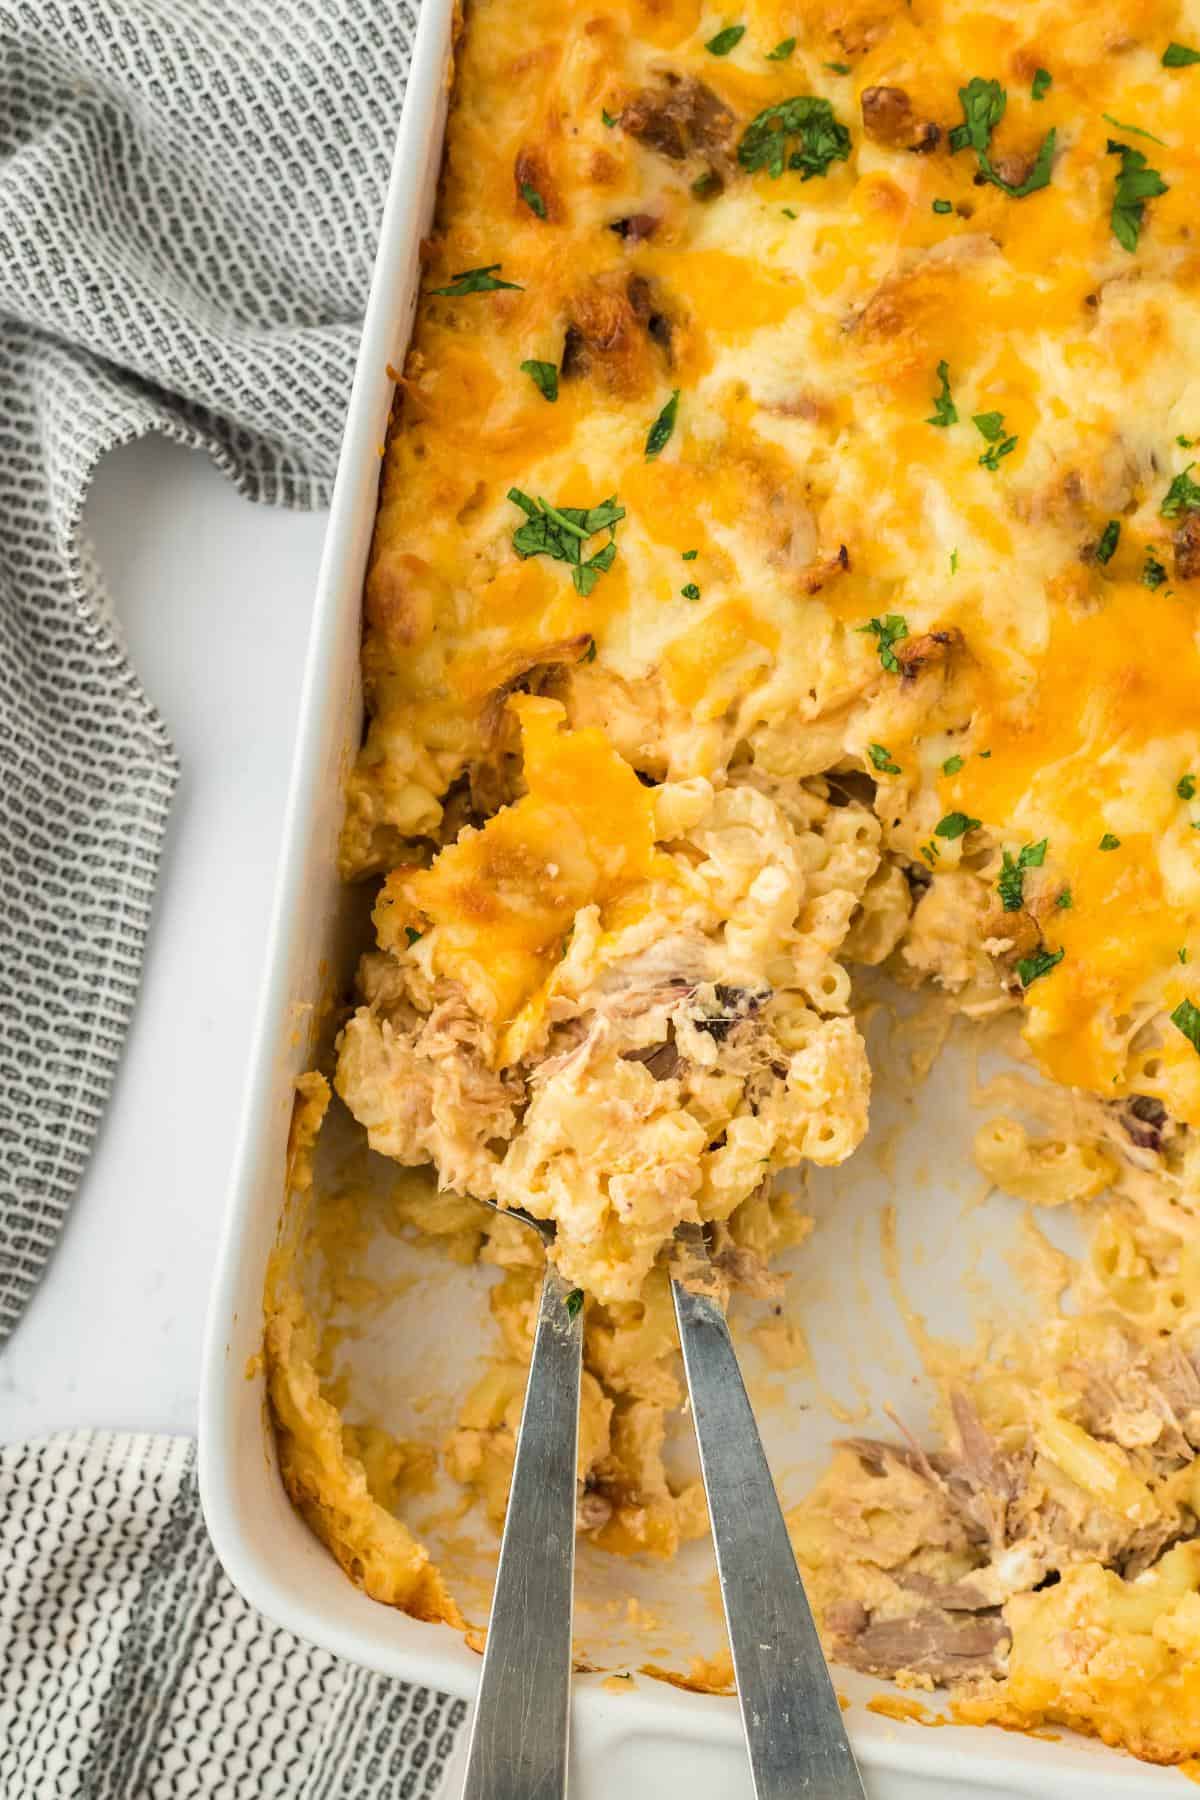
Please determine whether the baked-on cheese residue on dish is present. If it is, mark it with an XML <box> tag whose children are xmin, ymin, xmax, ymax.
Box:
<box><xmin>265</xmin><ymin>0</ymin><xmax>1200</xmax><ymax>1766</ymax></box>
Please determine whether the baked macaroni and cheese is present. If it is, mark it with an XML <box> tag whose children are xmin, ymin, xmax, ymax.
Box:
<box><xmin>266</xmin><ymin>0</ymin><xmax>1200</xmax><ymax>1766</ymax></box>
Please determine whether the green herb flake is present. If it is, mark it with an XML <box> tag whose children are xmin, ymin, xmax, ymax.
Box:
<box><xmin>1171</xmin><ymin>997</ymin><xmax>1200</xmax><ymax>1055</ymax></box>
<box><xmin>681</xmin><ymin>582</ymin><xmax>701</xmax><ymax>600</ymax></box>
<box><xmin>738</xmin><ymin>95</ymin><xmax>852</xmax><ymax>181</ymax></box>
<box><xmin>1180</xmin><ymin>774</ymin><xmax>1198</xmax><ymax>800</ymax></box>
<box><xmin>1164</xmin><ymin>42</ymin><xmax>1200</xmax><ymax>67</ymax></box>
<box><xmin>932</xmin><ymin>197</ymin><xmax>954</xmax><ymax>214</ymax></box>
<box><xmin>920</xmin><ymin>841</ymin><xmax>940</xmax><ymax>867</ymax></box>
<box><xmin>405</xmin><ymin>927</ymin><xmax>423</xmax><ymax>946</ymax></box>
<box><xmin>582</xmin><ymin>639</ymin><xmax>597</xmax><ymax>663</ymax></box>
<box><xmin>767</xmin><ymin>36</ymin><xmax>797</xmax><ymax>60</ymax></box>
<box><xmin>1016</xmin><ymin>945</ymin><xmax>1064</xmax><ymax>988</ymax></box>
<box><xmin>520</xmin><ymin>359</ymin><xmax>559</xmax><ymax>403</ymax></box>
<box><xmin>781</xmin><ymin>206</ymin><xmax>798</xmax><ymax>218</ymax></box>
<box><xmin>508</xmin><ymin>488</ymin><xmax>626</xmax><ymax>596</ymax></box>
<box><xmin>824</xmin><ymin>59</ymin><xmax>852</xmax><ymax>74</ymax></box>
<box><xmin>1180</xmin><ymin>435</ymin><xmax>1195</xmax><ymax>448</ymax></box>
<box><xmin>979</xmin><ymin>748</ymin><xmax>992</xmax><ymax>758</ymax></box>
<box><xmin>645</xmin><ymin>388</ymin><xmax>681</xmax><ymax>460</ymax></box>
<box><xmin>1161</xmin><ymin>464</ymin><xmax>1200</xmax><ymax>517</ymax></box>
<box><xmin>927</xmin><ymin>360</ymin><xmax>958</xmax><ymax>427</ymax></box>
<box><xmin>1056</xmin><ymin>887</ymin><xmax>1073</xmax><ymax>909</ymax></box>
<box><xmin>705</xmin><ymin>23</ymin><xmax>745</xmax><ymax>55</ymax></box>
<box><xmin>1144</xmin><ymin>548</ymin><xmax>1169</xmax><ymax>589</ymax></box>
<box><xmin>519</xmin><ymin>182</ymin><xmax>547</xmax><ymax>219</ymax></box>
<box><xmin>564</xmin><ymin>1287</ymin><xmax>585</xmax><ymax>1320</ymax></box>
<box><xmin>936</xmin><ymin>810</ymin><xmax>982</xmax><ymax>840</ymax></box>
<box><xmin>868</xmin><ymin>743</ymin><xmax>901</xmax><ymax>775</ymax></box>
<box><xmin>974</xmin><ymin>411</ymin><xmax>1019</xmax><ymax>469</ymax></box>
<box><xmin>431</xmin><ymin>263</ymin><xmax>524</xmax><ymax>297</ymax></box>
<box><xmin>943</xmin><ymin>753</ymin><xmax>965</xmax><ymax>775</ymax></box>
<box><xmin>950</xmin><ymin>547</ymin><xmax>959</xmax><ymax>573</ymax></box>
<box><xmin>682</xmin><ymin>548</ymin><xmax>698</xmax><ymax>560</ymax></box>
<box><xmin>948</xmin><ymin>77</ymin><xmax>1056</xmax><ymax>197</ymax></box>
<box><xmin>1032</xmin><ymin>68</ymin><xmax>1052</xmax><ymax>100</ymax></box>
<box><xmin>1099</xmin><ymin>832</ymin><xmax>1121</xmax><ymax>850</ymax></box>
<box><xmin>857</xmin><ymin>613</ymin><xmax>909</xmax><ymax>673</ymax></box>
<box><xmin>1103</xmin><ymin>114</ymin><xmax>1167</xmax><ymax>146</ymax></box>
<box><xmin>997</xmin><ymin>838</ymin><xmax>1048</xmax><ymax>912</ymax></box>
<box><xmin>601</xmin><ymin>108</ymin><xmax>618</xmax><ymax>127</ymax></box>
<box><xmin>1107</xmin><ymin>139</ymin><xmax>1169</xmax><ymax>252</ymax></box>
<box><xmin>1095</xmin><ymin>519</ymin><xmax>1121</xmax><ymax>564</ymax></box>
<box><xmin>1181</xmin><ymin>947</ymin><xmax>1190</xmax><ymax>964</ymax></box>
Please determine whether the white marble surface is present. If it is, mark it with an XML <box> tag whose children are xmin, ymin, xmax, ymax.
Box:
<box><xmin>0</xmin><ymin>435</ymin><xmax>327</xmax><ymax>1445</ymax></box>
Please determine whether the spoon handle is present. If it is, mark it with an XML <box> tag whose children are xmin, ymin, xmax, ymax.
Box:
<box><xmin>460</xmin><ymin>1259</ymin><xmax>584</xmax><ymax>1800</ymax></box>
<box><xmin>671</xmin><ymin>1242</ymin><xmax>867</xmax><ymax>1800</ymax></box>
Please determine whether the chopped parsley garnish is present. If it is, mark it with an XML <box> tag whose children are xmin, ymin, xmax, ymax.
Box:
<box><xmin>682</xmin><ymin>548</ymin><xmax>698</xmax><ymax>560</ymax></box>
<box><xmin>564</xmin><ymin>1287</ymin><xmax>585</xmax><ymax>1320</ymax></box>
<box><xmin>868</xmin><ymin>743</ymin><xmax>901</xmax><ymax>774</ymax></box>
<box><xmin>932</xmin><ymin>197</ymin><xmax>954</xmax><ymax>214</ymax></box>
<box><xmin>1171</xmin><ymin>997</ymin><xmax>1200</xmax><ymax>1055</ymax></box>
<box><xmin>927</xmin><ymin>360</ymin><xmax>958</xmax><ymax>427</ymax></box>
<box><xmin>1161</xmin><ymin>463</ymin><xmax>1200</xmax><ymax>517</ymax></box>
<box><xmin>601</xmin><ymin>108</ymin><xmax>618</xmax><ymax>127</ymax></box>
<box><xmin>997</xmin><ymin>838</ymin><xmax>1047</xmax><ymax>910</ymax></box>
<box><xmin>1031</xmin><ymin>68</ymin><xmax>1052</xmax><ymax>100</ymax></box>
<box><xmin>858</xmin><ymin>613</ymin><xmax>909</xmax><ymax>673</ymax></box>
<box><xmin>943</xmin><ymin>753</ymin><xmax>964</xmax><ymax>775</ymax></box>
<box><xmin>979</xmin><ymin>749</ymin><xmax>992</xmax><ymax>758</ymax></box>
<box><xmin>1098</xmin><ymin>832</ymin><xmax>1121</xmax><ymax>850</ymax></box>
<box><xmin>1016</xmin><ymin>945</ymin><xmax>1064</xmax><ymax>988</ymax></box>
<box><xmin>405</xmin><ymin>927</ymin><xmax>423</xmax><ymax>946</ymax></box>
<box><xmin>519</xmin><ymin>182</ymin><xmax>547</xmax><ymax>218</ymax></box>
<box><xmin>681</xmin><ymin>582</ymin><xmax>701</xmax><ymax>600</ymax></box>
<box><xmin>582</xmin><ymin>639</ymin><xmax>597</xmax><ymax>662</ymax></box>
<box><xmin>645</xmin><ymin>389</ymin><xmax>680</xmax><ymax>460</ymax></box>
<box><xmin>1164</xmin><ymin>42</ymin><xmax>1200</xmax><ymax>67</ymax></box>
<box><xmin>520</xmin><ymin>359</ymin><xmax>558</xmax><ymax>403</ymax></box>
<box><xmin>781</xmin><ymin>206</ymin><xmax>798</xmax><ymax>218</ymax></box>
<box><xmin>767</xmin><ymin>36</ymin><xmax>797</xmax><ymax>60</ymax></box>
<box><xmin>1180</xmin><ymin>774</ymin><xmax>1197</xmax><ymax>800</ymax></box>
<box><xmin>1181</xmin><ymin>947</ymin><xmax>1190</xmax><ymax>964</ymax></box>
<box><xmin>1102</xmin><ymin>114</ymin><xmax>1167</xmax><ymax>146</ymax></box>
<box><xmin>936</xmin><ymin>810</ymin><xmax>981</xmax><ymax>840</ymax></box>
<box><xmin>430</xmin><ymin>263</ymin><xmax>523</xmax><ymax>296</ymax></box>
<box><xmin>738</xmin><ymin>96</ymin><xmax>852</xmax><ymax>181</ymax></box>
<box><xmin>1096</xmin><ymin>519</ymin><xmax>1120</xmax><ymax>564</ymax></box>
<box><xmin>950</xmin><ymin>547</ymin><xmax>959</xmax><ymax>573</ymax></box>
<box><xmin>1144</xmin><ymin>548</ymin><xmax>1169</xmax><ymax>588</ymax></box>
<box><xmin>508</xmin><ymin>489</ymin><xmax>625</xmax><ymax>596</ymax></box>
<box><xmin>1056</xmin><ymin>887</ymin><xmax>1073</xmax><ymax>909</ymax></box>
<box><xmin>1107</xmin><ymin>140</ymin><xmax>1168</xmax><ymax>252</ymax></box>
<box><xmin>974</xmin><ymin>411</ymin><xmax>1018</xmax><ymax>469</ymax></box>
<box><xmin>919</xmin><ymin>841</ymin><xmax>940</xmax><ymax>866</ymax></box>
<box><xmin>705</xmin><ymin>23</ymin><xmax>745</xmax><ymax>55</ymax></box>
<box><xmin>1180</xmin><ymin>435</ymin><xmax>1195</xmax><ymax>448</ymax></box>
<box><xmin>948</xmin><ymin>77</ymin><xmax>1055</xmax><ymax>196</ymax></box>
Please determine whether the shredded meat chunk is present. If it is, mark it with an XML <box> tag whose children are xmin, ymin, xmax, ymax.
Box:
<box><xmin>1173</xmin><ymin>513</ymin><xmax>1200</xmax><ymax>581</ymax></box>
<box><xmin>619</xmin><ymin>72</ymin><xmax>735</xmax><ymax>167</ymax></box>
<box><xmin>860</xmin><ymin>85</ymin><xmax>940</xmax><ymax>152</ymax></box>
<box><xmin>835</xmin><ymin>1608</ymin><xmax>1010</xmax><ymax>1681</ymax></box>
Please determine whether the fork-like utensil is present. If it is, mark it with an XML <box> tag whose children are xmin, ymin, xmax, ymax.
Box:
<box><xmin>671</xmin><ymin>1221</ymin><xmax>868</xmax><ymax>1799</ymax></box>
<box><xmin>459</xmin><ymin>1202</ymin><xmax>583</xmax><ymax>1800</ymax></box>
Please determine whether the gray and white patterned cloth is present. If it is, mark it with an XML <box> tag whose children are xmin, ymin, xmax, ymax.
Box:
<box><xmin>0</xmin><ymin>2</ymin><xmax>465</xmax><ymax>1793</ymax></box>
<box><xmin>0</xmin><ymin>1433</ymin><xmax>467</xmax><ymax>1798</ymax></box>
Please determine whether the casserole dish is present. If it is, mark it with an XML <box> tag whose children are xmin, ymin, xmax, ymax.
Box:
<box><xmin>199</xmin><ymin>1</ymin><xmax>1189</xmax><ymax>1790</ymax></box>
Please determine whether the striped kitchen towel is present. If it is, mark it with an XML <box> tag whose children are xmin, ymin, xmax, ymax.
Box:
<box><xmin>0</xmin><ymin>3</ymin><xmax>467</xmax><ymax>1794</ymax></box>
<box><xmin>0</xmin><ymin>1432</ymin><xmax>468</xmax><ymax>1799</ymax></box>
<box><xmin>0</xmin><ymin>0</ymin><xmax>413</xmax><ymax>1340</ymax></box>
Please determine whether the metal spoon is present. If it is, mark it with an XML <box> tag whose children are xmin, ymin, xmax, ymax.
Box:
<box><xmin>671</xmin><ymin>1221</ymin><xmax>867</xmax><ymax>1799</ymax></box>
<box><xmin>459</xmin><ymin>1201</ymin><xmax>582</xmax><ymax>1800</ymax></box>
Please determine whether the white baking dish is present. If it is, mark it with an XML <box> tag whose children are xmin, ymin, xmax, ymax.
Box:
<box><xmin>197</xmin><ymin>5</ymin><xmax>1186</xmax><ymax>1792</ymax></box>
